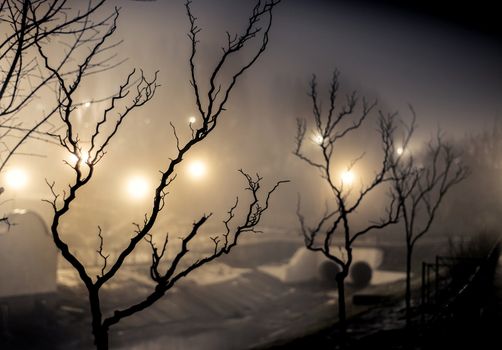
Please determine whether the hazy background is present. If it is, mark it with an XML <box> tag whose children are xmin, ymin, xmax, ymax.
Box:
<box><xmin>3</xmin><ymin>0</ymin><xmax>502</xmax><ymax>258</ymax></box>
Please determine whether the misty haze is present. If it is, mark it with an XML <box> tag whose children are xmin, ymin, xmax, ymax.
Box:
<box><xmin>0</xmin><ymin>0</ymin><xmax>501</xmax><ymax>349</ymax></box>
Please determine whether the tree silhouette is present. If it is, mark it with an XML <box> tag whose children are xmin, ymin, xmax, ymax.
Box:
<box><xmin>0</xmin><ymin>0</ymin><xmax>120</xmax><ymax>172</ymax></box>
<box><xmin>0</xmin><ymin>0</ymin><xmax>121</xmax><ymax>226</ymax></box>
<box><xmin>294</xmin><ymin>71</ymin><xmax>399</xmax><ymax>333</ymax></box>
<box><xmin>388</xmin><ymin>112</ymin><xmax>468</xmax><ymax>323</ymax></box>
<box><xmin>42</xmin><ymin>1</ymin><xmax>284</xmax><ymax>349</ymax></box>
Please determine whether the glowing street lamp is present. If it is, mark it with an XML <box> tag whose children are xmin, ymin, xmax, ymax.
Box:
<box><xmin>188</xmin><ymin>160</ymin><xmax>207</xmax><ymax>180</ymax></box>
<box><xmin>188</xmin><ymin>116</ymin><xmax>196</xmax><ymax>124</ymax></box>
<box><xmin>4</xmin><ymin>168</ymin><xmax>28</xmax><ymax>190</ymax></box>
<box><xmin>396</xmin><ymin>147</ymin><xmax>404</xmax><ymax>156</ymax></box>
<box><xmin>341</xmin><ymin>169</ymin><xmax>355</xmax><ymax>186</ymax></box>
<box><xmin>312</xmin><ymin>133</ymin><xmax>324</xmax><ymax>145</ymax></box>
<box><xmin>68</xmin><ymin>150</ymin><xmax>89</xmax><ymax>165</ymax></box>
<box><xmin>126</xmin><ymin>176</ymin><xmax>150</xmax><ymax>200</ymax></box>
<box><xmin>84</xmin><ymin>101</ymin><xmax>91</xmax><ymax>108</ymax></box>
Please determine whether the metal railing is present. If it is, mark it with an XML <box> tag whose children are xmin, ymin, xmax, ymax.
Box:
<box><xmin>420</xmin><ymin>240</ymin><xmax>501</xmax><ymax>324</ymax></box>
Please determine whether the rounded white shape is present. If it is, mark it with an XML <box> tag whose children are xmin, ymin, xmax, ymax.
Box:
<box><xmin>127</xmin><ymin>176</ymin><xmax>150</xmax><ymax>200</ymax></box>
<box><xmin>341</xmin><ymin>170</ymin><xmax>355</xmax><ymax>186</ymax></box>
<box><xmin>189</xmin><ymin>116</ymin><xmax>197</xmax><ymax>124</ymax></box>
<box><xmin>397</xmin><ymin>147</ymin><xmax>404</xmax><ymax>155</ymax></box>
<box><xmin>68</xmin><ymin>151</ymin><xmax>89</xmax><ymax>165</ymax></box>
<box><xmin>5</xmin><ymin>168</ymin><xmax>28</xmax><ymax>190</ymax></box>
<box><xmin>188</xmin><ymin>160</ymin><xmax>207</xmax><ymax>180</ymax></box>
<box><xmin>84</xmin><ymin>101</ymin><xmax>91</xmax><ymax>108</ymax></box>
<box><xmin>312</xmin><ymin>134</ymin><xmax>324</xmax><ymax>145</ymax></box>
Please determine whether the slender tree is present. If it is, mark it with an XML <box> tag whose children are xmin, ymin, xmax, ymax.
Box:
<box><xmin>42</xmin><ymin>1</ymin><xmax>284</xmax><ymax>349</ymax></box>
<box><xmin>294</xmin><ymin>70</ymin><xmax>399</xmax><ymax>333</ymax></box>
<box><xmin>388</xmin><ymin>112</ymin><xmax>468</xmax><ymax>323</ymax></box>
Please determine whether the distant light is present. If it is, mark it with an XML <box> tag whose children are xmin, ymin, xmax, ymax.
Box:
<box><xmin>84</xmin><ymin>101</ymin><xmax>91</xmax><ymax>108</ymax></box>
<box><xmin>127</xmin><ymin>176</ymin><xmax>150</xmax><ymax>200</ymax></box>
<box><xmin>5</xmin><ymin>168</ymin><xmax>28</xmax><ymax>190</ymax></box>
<box><xmin>68</xmin><ymin>150</ymin><xmax>89</xmax><ymax>165</ymax></box>
<box><xmin>189</xmin><ymin>116</ymin><xmax>197</xmax><ymax>124</ymax></box>
<box><xmin>312</xmin><ymin>133</ymin><xmax>324</xmax><ymax>145</ymax></box>
<box><xmin>188</xmin><ymin>160</ymin><xmax>207</xmax><ymax>180</ymax></box>
<box><xmin>341</xmin><ymin>170</ymin><xmax>355</xmax><ymax>186</ymax></box>
<box><xmin>397</xmin><ymin>147</ymin><xmax>404</xmax><ymax>155</ymax></box>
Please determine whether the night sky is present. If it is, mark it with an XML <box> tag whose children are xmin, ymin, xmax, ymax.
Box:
<box><xmin>115</xmin><ymin>0</ymin><xmax>502</xmax><ymax>142</ymax></box>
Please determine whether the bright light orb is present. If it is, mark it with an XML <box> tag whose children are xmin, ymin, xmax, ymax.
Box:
<box><xmin>396</xmin><ymin>147</ymin><xmax>404</xmax><ymax>155</ymax></box>
<box><xmin>188</xmin><ymin>160</ymin><xmax>207</xmax><ymax>180</ymax></box>
<box><xmin>5</xmin><ymin>168</ymin><xmax>28</xmax><ymax>190</ymax></box>
<box><xmin>84</xmin><ymin>101</ymin><xmax>91</xmax><ymax>108</ymax></box>
<box><xmin>68</xmin><ymin>150</ymin><xmax>89</xmax><ymax>165</ymax></box>
<box><xmin>312</xmin><ymin>133</ymin><xmax>324</xmax><ymax>145</ymax></box>
<box><xmin>188</xmin><ymin>116</ymin><xmax>197</xmax><ymax>124</ymax></box>
<box><xmin>127</xmin><ymin>176</ymin><xmax>150</xmax><ymax>200</ymax></box>
<box><xmin>341</xmin><ymin>170</ymin><xmax>355</xmax><ymax>186</ymax></box>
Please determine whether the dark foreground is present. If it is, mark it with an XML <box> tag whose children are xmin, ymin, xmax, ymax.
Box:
<box><xmin>268</xmin><ymin>252</ymin><xmax>502</xmax><ymax>349</ymax></box>
<box><xmin>1</xmin><ymin>239</ymin><xmax>499</xmax><ymax>349</ymax></box>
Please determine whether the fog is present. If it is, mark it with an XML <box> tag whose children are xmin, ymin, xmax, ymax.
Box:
<box><xmin>4</xmin><ymin>0</ymin><xmax>501</xmax><ymax>240</ymax></box>
<box><xmin>1</xmin><ymin>1</ymin><xmax>502</xmax><ymax>348</ymax></box>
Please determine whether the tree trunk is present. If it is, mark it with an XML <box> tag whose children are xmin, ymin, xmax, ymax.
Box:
<box><xmin>405</xmin><ymin>245</ymin><xmax>413</xmax><ymax>325</ymax></box>
<box><xmin>336</xmin><ymin>272</ymin><xmax>347</xmax><ymax>334</ymax></box>
<box><xmin>93</xmin><ymin>326</ymin><xmax>109</xmax><ymax>350</ymax></box>
<box><xmin>89</xmin><ymin>289</ymin><xmax>109</xmax><ymax>350</ymax></box>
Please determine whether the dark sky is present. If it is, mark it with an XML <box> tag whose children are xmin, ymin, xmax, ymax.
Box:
<box><xmin>118</xmin><ymin>0</ymin><xmax>502</xmax><ymax>134</ymax></box>
<box><xmin>349</xmin><ymin>0</ymin><xmax>502</xmax><ymax>40</ymax></box>
<box><xmin>278</xmin><ymin>0</ymin><xmax>502</xmax><ymax>132</ymax></box>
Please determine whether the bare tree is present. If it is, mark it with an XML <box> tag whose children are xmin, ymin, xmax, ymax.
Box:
<box><xmin>389</xmin><ymin>112</ymin><xmax>468</xmax><ymax>323</ymax></box>
<box><xmin>0</xmin><ymin>1</ymin><xmax>122</xmax><ymax>226</ymax></box>
<box><xmin>42</xmin><ymin>1</ymin><xmax>284</xmax><ymax>349</ymax></box>
<box><xmin>294</xmin><ymin>71</ymin><xmax>399</xmax><ymax>333</ymax></box>
<box><xmin>0</xmin><ymin>0</ymin><xmax>121</xmax><ymax>172</ymax></box>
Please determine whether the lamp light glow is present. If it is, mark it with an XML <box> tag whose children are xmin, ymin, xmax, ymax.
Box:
<box><xmin>188</xmin><ymin>160</ymin><xmax>207</xmax><ymax>180</ymax></box>
<box><xmin>341</xmin><ymin>170</ymin><xmax>355</xmax><ymax>186</ymax></box>
<box><xmin>126</xmin><ymin>176</ymin><xmax>150</xmax><ymax>200</ymax></box>
<box><xmin>5</xmin><ymin>168</ymin><xmax>28</xmax><ymax>190</ymax></box>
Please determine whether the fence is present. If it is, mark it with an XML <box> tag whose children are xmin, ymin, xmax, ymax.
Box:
<box><xmin>420</xmin><ymin>239</ymin><xmax>501</xmax><ymax>324</ymax></box>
